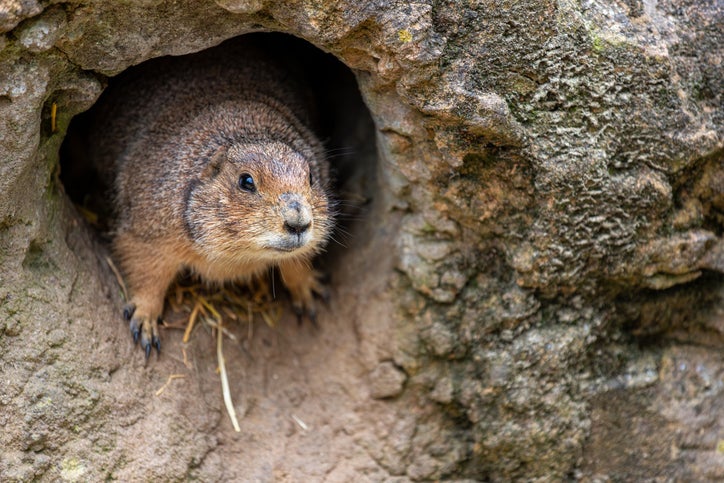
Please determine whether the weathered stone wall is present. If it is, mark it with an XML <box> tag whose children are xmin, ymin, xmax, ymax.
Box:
<box><xmin>0</xmin><ymin>0</ymin><xmax>721</xmax><ymax>480</ymax></box>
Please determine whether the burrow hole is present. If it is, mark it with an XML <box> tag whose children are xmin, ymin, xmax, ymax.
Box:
<box><xmin>60</xmin><ymin>32</ymin><xmax>378</xmax><ymax>324</ymax></box>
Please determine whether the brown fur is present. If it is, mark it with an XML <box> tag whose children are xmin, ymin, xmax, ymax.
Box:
<box><xmin>89</xmin><ymin>41</ymin><xmax>333</xmax><ymax>355</ymax></box>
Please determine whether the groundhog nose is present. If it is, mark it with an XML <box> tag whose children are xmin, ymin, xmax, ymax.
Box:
<box><xmin>284</xmin><ymin>219</ymin><xmax>311</xmax><ymax>234</ymax></box>
<box><xmin>280</xmin><ymin>193</ymin><xmax>312</xmax><ymax>235</ymax></box>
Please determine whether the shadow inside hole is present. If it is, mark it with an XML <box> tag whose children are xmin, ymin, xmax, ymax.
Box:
<box><xmin>60</xmin><ymin>32</ymin><xmax>378</xmax><ymax>269</ymax></box>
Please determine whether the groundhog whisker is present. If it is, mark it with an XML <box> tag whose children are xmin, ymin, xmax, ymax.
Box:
<box><xmin>323</xmin><ymin>146</ymin><xmax>356</xmax><ymax>156</ymax></box>
<box><xmin>330</xmin><ymin>233</ymin><xmax>352</xmax><ymax>248</ymax></box>
<box><xmin>327</xmin><ymin>236</ymin><xmax>347</xmax><ymax>249</ymax></box>
<box><xmin>323</xmin><ymin>151</ymin><xmax>357</xmax><ymax>161</ymax></box>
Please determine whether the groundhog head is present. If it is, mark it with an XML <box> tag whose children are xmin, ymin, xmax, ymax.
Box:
<box><xmin>183</xmin><ymin>142</ymin><xmax>333</xmax><ymax>264</ymax></box>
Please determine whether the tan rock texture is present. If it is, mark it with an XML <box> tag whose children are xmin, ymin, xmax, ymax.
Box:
<box><xmin>0</xmin><ymin>0</ymin><xmax>721</xmax><ymax>480</ymax></box>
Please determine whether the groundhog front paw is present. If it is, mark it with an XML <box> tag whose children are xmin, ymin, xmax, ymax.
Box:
<box><xmin>123</xmin><ymin>303</ymin><xmax>161</xmax><ymax>358</ymax></box>
<box><xmin>287</xmin><ymin>271</ymin><xmax>330</xmax><ymax>326</ymax></box>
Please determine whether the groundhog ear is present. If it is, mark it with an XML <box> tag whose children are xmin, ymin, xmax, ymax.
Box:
<box><xmin>202</xmin><ymin>146</ymin><xmax>228</xmax><ymax>179</ymax></box>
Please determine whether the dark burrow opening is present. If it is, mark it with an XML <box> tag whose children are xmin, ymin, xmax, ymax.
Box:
<box><xmin>59</xmin><ymin>32</ymin><xmax>378</xmax><ymax>324</ymax></box>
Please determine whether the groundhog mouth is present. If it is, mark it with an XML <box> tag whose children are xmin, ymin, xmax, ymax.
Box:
<box><xmin>264</xmin><ymin>234</ymin><xmax>313</xmax><ymax>253</ymax></box>
<box><xmin>269</xmin><ymin>246</ymin><xmax>296</xmax><ymax>253</ymax></box>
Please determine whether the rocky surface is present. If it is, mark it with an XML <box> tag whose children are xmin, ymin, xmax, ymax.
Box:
<box><xmin>0</xmin><ymin>0</ymin><xmax>722</xmax><ymax>480</ymax></box>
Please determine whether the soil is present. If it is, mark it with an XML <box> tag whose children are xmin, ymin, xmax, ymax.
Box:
<box><xmin>17</xmin><ymin>196</ymin><xmax>412</xmax><ymax>482</ymax></box>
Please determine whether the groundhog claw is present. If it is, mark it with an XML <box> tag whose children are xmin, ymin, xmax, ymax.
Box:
<box><xmin>127</xmin><ymin>309</ymin><xmax>160</xmax><ymax>358</ymax></box>
<box><xmin>293</xmin><ymin>304</ymin><xmax>304</xmax><ymax>325</ymax></box>
<box><xmin>140</xmin><ymin>321</ymin><xmax>159</xmax><ymax>359</ymax></box>
<box><xmin>128</xmin><ymin>316</ymin><xmax>141</xmax><ymax>343</ymax></box>
<box><xmin>289</xmin><ymin>279</ymin><xmax>325</xmax><ymax>326</ymax></box>
<box><xmin>152</xmin><ymin>335</ymin><xmax>161</xmax><ymax>353</ymax></box>
<box><xmin>292</xmin><ymin>302</ymin><xmax>318</xmax><ymax>326</ymax></box>
<box><xmin>123</xmin><ymin>303</ymin><xmax>136</xmax><ymax>321</ymax></box>
<box><xmin>319</xmin><ymin>286</ymin><xmax>331</xmax><ymax>305</ymax></box>
<box><xmin>308</xmin><ymin>309</ymin><xmax>318</xmax><ymax>327</ymax></box>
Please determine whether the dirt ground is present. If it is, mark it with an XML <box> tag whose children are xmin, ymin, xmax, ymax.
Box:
<box><xmin>92</xmin><ymin>205</ymin><xmax>410</xmax><ymax>481</ymax></box>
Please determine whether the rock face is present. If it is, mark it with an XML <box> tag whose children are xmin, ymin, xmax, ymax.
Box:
<box><xmin>0</xmin><ymin>0</ymin><xmax>722</xmax><ymax>480</ymax></box>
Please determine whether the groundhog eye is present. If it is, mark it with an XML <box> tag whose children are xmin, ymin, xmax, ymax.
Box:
<box><xmin>309</xmin><ymin>170</ymin><xmax>314</xmax><ymax>186</ymax></box>
<box><xmin>238</xmin><ymin>173</ymin><xmax>256</xmax><ymax>192</ymax></box>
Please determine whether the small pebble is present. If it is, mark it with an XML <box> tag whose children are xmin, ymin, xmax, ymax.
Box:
<box><xmin>369</xmin><ymin>361</ymin><xmax>407</xmax><ymax>399</ymax></box>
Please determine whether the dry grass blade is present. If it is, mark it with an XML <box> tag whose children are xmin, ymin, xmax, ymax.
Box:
<box><xmin>106</xmin><ymin>256</ymin><xmax>128</xmax><ymax>302</ymax></box>
<box><xmin>222</xmin><ymin>306</ymin><xmax>238</xmax><ymax>320</ymax></box>
<box><xmin>203</xmin><ymin>316</ymin><xmax>238</xmax><ymax>341</ymax></box>
<box><xmin>76</xmin><ymin>205</ymin><xmax>99</xmax><ymax>225</ymax></box>
<box><xmin>183</xmin><ymin>301</ymin><xmax>202</xmax><ymax>343</ymax></box>
<box><xmin>218</xmin><ymin>318</ymin><xmax>241</xmax><ymax>432</ymax></box>
<box><xmin>198</xmin><ymin>295</ymin><xmax>222</xmax><ymax>320</ymax></box>
<box><xmin>291</xmin><ymin>414</ymin><xmax>309</xmax><ymax>431</ymax></box>
<box><xmin>166</xmin><ymin>276</ymin><xmax>283</xmax><ymax>334</ymax></box>
<box><xmin>260</xmin><ymin>309</ymin><xmax>278</xmax><ymax>328</ymax></box>
<box><xmin>155</xmin><ymin>374</ymin><xmax>185</xmax><ymax>396</ymax></box>
<box><xmin>51</xmin><ymin>102</ymin><xmax>58</xmax><ymax>133</ymax></box>
<box><xmin>182</xmin><ymin>347</ymin><xmax>191</xmax><ymax>369</ymax></box>
<box><xmin>162</xmin><ymin>276</ymin><xmax>290</xmax><ymax>433</ymax></box>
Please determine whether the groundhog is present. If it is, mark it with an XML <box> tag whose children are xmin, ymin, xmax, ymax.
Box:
<box><xmin>89</xmin><ymin>40</ymin><xmax>333</xmax><ymax>357</ymax></box>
